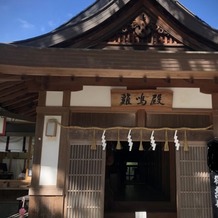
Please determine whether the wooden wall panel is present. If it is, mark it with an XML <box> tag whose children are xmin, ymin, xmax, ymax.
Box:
<box><xmin>71</xmin><ymin>112</ymin><xmax>136</xmax><ymax>127</ymax></box>
<box><xmin>28</xmin><ymin>196</ymin><xmax>63</xmax><ymax>218</ymax></box>
<box><xmin>147</xmin><ymin>114</ymin><xmax>212</xmax><ymax>128</ymax></box>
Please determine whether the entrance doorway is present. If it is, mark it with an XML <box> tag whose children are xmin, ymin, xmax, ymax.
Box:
<box><xmin>104</xmin><ymin>141</ymin><xmax>176</xmax><ymax>216</ymax></box>
<box><xmin>64</xmin><ymin>140</ymin><xmax>176</xmax><ymax>218</ymax></box>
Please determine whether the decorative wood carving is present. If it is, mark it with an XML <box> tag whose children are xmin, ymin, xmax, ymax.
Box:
<box><xmin>107</xmin><ymin>12</ymin><xmax>183</xmax><ymax>47</ymax></box>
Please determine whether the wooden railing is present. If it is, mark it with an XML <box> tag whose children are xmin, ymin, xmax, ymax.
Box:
<box><xmin>0</xmin><ymin>179</ymin><xmax>30</xmax><ymax>189</ymax></box>
<box><xmin>7</xmin><ymin>212</ymin><xmax>28</xmax><ymax>218</ymax></box>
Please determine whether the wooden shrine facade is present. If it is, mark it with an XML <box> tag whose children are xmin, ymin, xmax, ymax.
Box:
<box><xmin>0</xmin><ymin>0</ymin><xmax>218</xmax><ymax>218</ymax></box>
<box><xmin>28</xmin><ymin>98</ymin><xmax>214</xmax><ymax>218</ymax></box>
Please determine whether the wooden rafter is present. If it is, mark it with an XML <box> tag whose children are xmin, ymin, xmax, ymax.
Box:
<box><xmin>1</xmin><ymin>94</ymin><xmax>38</xmax><ymax>108</ymax></box>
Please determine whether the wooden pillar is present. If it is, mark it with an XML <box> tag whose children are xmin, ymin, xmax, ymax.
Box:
<box><xmin>28</xmin><ymin>91</ymin><xmax>71</xmax><ymax>218</ymax></box>
<box><xmin>30</xmin><ymin>91</ymin><xmax>46</xmax><ymax>189</ymax></box>
<box><xmin>212</xmin><ymin>93</ymin><xmax>218</xmax><ymax>137</ymax></box>
<box><xmin>28</xmin><ymin>91</ymin><xmax>45</xmax><ymax>218</ymax></box>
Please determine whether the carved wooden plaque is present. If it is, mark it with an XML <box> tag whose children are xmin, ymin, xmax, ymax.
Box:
<box><xmin>111</xmin><ymin>89</ymin><xmax>173</xmax><ymax>110</ymax></box>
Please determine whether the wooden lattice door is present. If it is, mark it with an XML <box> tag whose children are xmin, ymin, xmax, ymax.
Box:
<box><xmin>65</xmin><ymin>142</ymin><xmax>106</xmax><ymax>218</ymax></box>
<box><xmin>177</xmin><ymin>142</ymin><xmax>213</xmax><ymax>218</ymax></box>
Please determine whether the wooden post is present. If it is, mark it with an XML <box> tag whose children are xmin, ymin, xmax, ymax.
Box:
<box><xmin>212</xmin><ymin>93</ymin><xmax>218</xmax><ymax>137</ymax></box>
<box><xmin>136</xmin><ymin>109</ymin><xmax>146</xmax><ymax>127</ymax></box>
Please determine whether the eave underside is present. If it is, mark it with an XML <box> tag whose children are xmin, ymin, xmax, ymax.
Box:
<box><xmin>0</xmin><ymin>48</ymin><xmax>218</xmax><ymax>94</ymax></box>
<box><xmin>0</xmin><ymin>46</ymin><xmax>217</xmax><ymax>77</ymax></box>
<box><xmin>0</xmin><ymin>48</ymin><xmax>218</xmax><ymax>121</ymax></box>
<box><xmin>1</xmin><ymin>0</ymin><xmax>218</xmax><ymax>122</ymax></box>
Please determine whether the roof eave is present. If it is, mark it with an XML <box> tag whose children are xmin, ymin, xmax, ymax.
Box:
<box><xmin>156</xmin><ymin>0</ymin><xmax>218</xmax><ymax>44</ymax></box>
<box><xmin>9</xmin><ymin>0</ymin><xmax>218</xmax><ymax>49</ymax></box>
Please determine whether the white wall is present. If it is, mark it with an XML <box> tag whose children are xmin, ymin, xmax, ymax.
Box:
<box><xmin>70</xmin><ymin>86</ymin><xmax>116</xmax><ymax>107</ymax></box>
<box><xmin>39</xmin><ymin>115</ymin><xmax>61</xmax><ymax>186</ymax></box>
<box><xmin>69</xmin><ymin>86</ymin><xmax>212</xmax><ymax>109</ymax></box>
<box><xmin>161</xmin><ymin>88</ymin><xmax>212</xmax><ymax>109</ymax></box>
<box><xmin>46</xmin><ymin>91</ymin><xmax>63</xmax><ymax>106</ymax></box>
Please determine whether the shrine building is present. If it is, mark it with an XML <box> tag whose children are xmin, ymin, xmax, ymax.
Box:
<box><xmin>0</xmin><ymin>0</ymin><xmax>218</xmax><ymax>218</ymax></box>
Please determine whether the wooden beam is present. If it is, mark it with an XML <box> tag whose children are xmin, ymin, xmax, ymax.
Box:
<box><xmin>0</xmin><ymin>81</ymin><xmax>22</xmax><ymax>90</ymax></box>
<box><xmin>0</xmin><ymin>45</ymin><xmax>217</xmax><ymax>78</ymax></box>
<box><xmin>0</xmin><ymin>89</ymin><xmax>27</xmax><ymax>102</ymax></box>
<box><xmin>212</xmin><ymin>93</ymin><xmax>218</xmax><ymax>137</ymax></box>
<box><xmin>0</xmin><ymin>83</ymin><xmax>26</xmax><ymax>97</ymax></box>
<box><xmin>1</xmin><ymin>94</ymin><xmax>38</xmax><ymax>107</ymax></box>
<box><xmin>0</xmin><ymin>73</ymin><xmax>24</xmax><ymax>82</ymax></box>
<box><xmin>1</xmin><ymin>64</ymin><xmax>218</xmax><ymax>79</ymax></box>
<box><xmin>24</xmin><ymin>76</ymin><xmax>218</xmax><ymax>93</ymax></box>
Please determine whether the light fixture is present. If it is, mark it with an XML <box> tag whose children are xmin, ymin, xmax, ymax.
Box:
<box><xmin>45</xmin><ymin>119</ymin><xmax>57</xmax><ymax>137</ymax></box>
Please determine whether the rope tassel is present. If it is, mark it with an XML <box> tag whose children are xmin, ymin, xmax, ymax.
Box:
<box><xmin>91</xmin><ymin>129</ymin><xmax>97</xmax><ymax>150</ymax></box>
<box><xmin>139</xmin><ymin>129</ymin><xmax>144</xmax><ymax>151</ymax></box>
<box><xmin>164</xmin><ymin>130</ymin><xmax>169</xmax><ymax>151</ymax></box>
<box><xmin>116</xmin><ymin>129</ymin><xmax>122</xmax><ymax>150</ymax></box>
<box><xmin>183</xmin><ymin>130</ymin><xmax>189</xmax><ymax>151</ymax></box>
